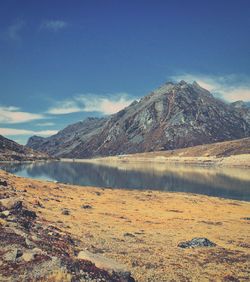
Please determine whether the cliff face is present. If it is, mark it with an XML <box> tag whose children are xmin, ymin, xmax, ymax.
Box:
<box><xmin>26</xmin><ymin>81</ymin><xmax>250</xmax><ymax>158</ymax></box>
<box><xmin>0</xmin><ymin>135</ymin><xmax>49</xmax><ymax>161</ymax></box>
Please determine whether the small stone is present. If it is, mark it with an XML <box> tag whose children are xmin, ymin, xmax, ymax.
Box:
<box><xmin>22</xmin><ymin>252</ymin><xmax>34</xmax><ymax>262</ymax></box>
<box><xmin>16</xmin><ymin>250</ymin><xmax>23</xmax><ymax>259</ymax></box>
<box><xmin>0</xmin><ymin>180</ymin><xmax>8</xmax><ymax>186</ymax></box>
<box><xmin>62</xmin><ymin>208</ymin><xmax>70</xmax><ymax>215</ymax></box>
<box><xmin>123</xmin><ymin>233</ymin><xmax>136</xmax><ymax>238</ymax></box>
<box><xmin>34</xmin><ymin>200</ymin><xmax>45</xmax><ymax>208</ymax></box>
<box><xmin>22</xmin><ymin>248</ymin><xmax>43</xmax><ymax>262</ymax></box>
<box><xmin>81</xmin><ymin>205</ymin><xmax>92</xmax><ymax>209</ymax></box>
<box><xmin>0</xmin><ymin>210</ymin><xmax>10</xmax><ymax>218</ymax></box>
<box><xmin>3</xmin><ymin>248</ymin><xmax>19</xmax><ymax>261</ymax></box>
<box><xmin>77</xmin><ymin>250</ymin><xmax>133</xmax><ymax>280</ymax></box>
<box><xmin>12</xmin><ymin>200</ymin><xmax>23</xmax><ymax>211</ymax></box>
<box><xmin>25</xmin><ymin>238</ymin><xmax>36</xmax><ymax>248</ymax></box>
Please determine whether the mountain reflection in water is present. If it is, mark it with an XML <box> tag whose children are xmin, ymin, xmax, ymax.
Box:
<box><xmin>0</xmin><ymin>161</ymin><xmax>250</xmax><ymax>201</ymax></box>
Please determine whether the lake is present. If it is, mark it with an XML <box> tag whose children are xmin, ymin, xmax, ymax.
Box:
<box><xmin>0</xmin><ymin>160</ymin><xmax>250</xmax><ymax>201</ymax></box>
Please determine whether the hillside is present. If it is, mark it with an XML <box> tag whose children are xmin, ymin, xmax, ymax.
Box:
<box><xmin>130</xmin><ymin>137</ymin><xmax>250</xmax><ymax>158</ymax></box>
<box><xmin>0</xmin><ymin>135</ymin><xmax>50</xmax><ymax>161</ymax></box>
<box><xmin>27</xmin><ymin>81</ymin><xmax>250</xmax><ymax>158</ymax></box>
<box><xmin>69</xmin><ymin>137</ymin><xmax>250</xmax><ymax>168</ymax></box>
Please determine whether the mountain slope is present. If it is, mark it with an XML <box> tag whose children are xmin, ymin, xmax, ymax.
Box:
<box><xmin>27</xmin><ymin>117</ymin><xmax>108</xmax><ymax>157</ymax></box>
<box><xmin>26</xmin><ymin>81</ymin><xmax>250</xmax><ymax>158</ymax></box>
<box><xmin>123</xmin><ymin>137</ymin><xmax>250</xmax><ymax>158</ymax></box>
<box><xmin>0</xmin><ymin>135</ymin><xmax>49</xmax><ymax>161</ymax></box>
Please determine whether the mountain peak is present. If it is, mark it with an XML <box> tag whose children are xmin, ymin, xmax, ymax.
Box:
<box><xmin>178</xmin><ymin>80</ymin><xmax>188</xmax><ymax>86</ymax></box>
<box><xmin>231</xmin><ymin>100</ymin><xmax>248</xmax><ymax>108</ymax></box>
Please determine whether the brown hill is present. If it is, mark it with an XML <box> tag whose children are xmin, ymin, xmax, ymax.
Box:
<box><xmin>131</xmin><ymin>137</ymin><xmax>250</xmax><ymax>158</ymax></box>
<box><xmin>0</xmin><ymin>135</ymin><xmax>50</xmax><ymax>161</ymax></box>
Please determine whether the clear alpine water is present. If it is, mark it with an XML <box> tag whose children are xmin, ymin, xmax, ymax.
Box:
<box><xmin>0</xmin><ymin>161</ymin><xmax>250</xmax><ymax>201</ymax></box>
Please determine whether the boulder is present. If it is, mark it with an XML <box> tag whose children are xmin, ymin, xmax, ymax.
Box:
<box><xmin>22</xmin><ymin>248</ymin><xmax>43</xmax><ymax>262</ymax></box>
<box><xmin>77</xmin><ymin>250</ymin><xmax>134</xmax><ymax>282</ymax></box>
<box><xmin>0</xmin><ymin>198</ymin><xmax>22</xmax><ymax>211</ymax></box>
<box><xmin>178</xmin><ymin>238</ymin><xmax>216</xmax><ymax>248</ymax></box>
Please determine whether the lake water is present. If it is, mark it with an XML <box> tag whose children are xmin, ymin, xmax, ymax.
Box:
<box><xmin>0</xmin><ymin>161</ymin><xmax>250</xmax><ymax>201</ymax></box>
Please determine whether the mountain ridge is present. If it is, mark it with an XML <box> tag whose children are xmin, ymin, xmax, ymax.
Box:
<box><xmin>26</xmin><ymin>80</ymin><xmax>250</xmax><ymax>158</ymax></box>
<box><xmin>0</xmin><ymin>134</ymin><xmax>49</xmax><ymax>161</ymax></box>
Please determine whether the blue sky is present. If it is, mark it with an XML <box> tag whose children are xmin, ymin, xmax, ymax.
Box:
<box><xmin>0</xmin><ymin>0</ymin><xmax>250</xmax><ymax>144</ymax></box>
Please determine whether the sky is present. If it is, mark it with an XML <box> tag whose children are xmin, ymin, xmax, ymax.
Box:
<box><xmin>0</xmin><ymin>0</ymin><xmax>250</xmax><ymax>144</ymax></box>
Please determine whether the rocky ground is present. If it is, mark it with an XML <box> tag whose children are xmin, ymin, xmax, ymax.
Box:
<box><xmin>0</xmin><ymin>169</ymin><xmax>250</xmax><ymax>281</ymax></box>
<box><xmin>0</xmin><ymin>172</ymin><xmax>134</xmax><ymax>282</ymax></box>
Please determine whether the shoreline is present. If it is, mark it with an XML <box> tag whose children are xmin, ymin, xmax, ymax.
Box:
<box><xmin>0</xmin><ymin>170</ymin><xmax>250</xmax><ymax>281</ymax></box>
<box><xmin>61</xmin><ymin>153</ymin><xmax>250</xmax><ymax>168</ymax></box>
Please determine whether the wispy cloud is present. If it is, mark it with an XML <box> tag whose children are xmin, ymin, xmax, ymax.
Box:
<box><xmin>36</xmin><ymin>122</ymin><xmax>55</xmax><ymax>127</ymax></box>
<box><xmin>47</xmin><ymin>100</ymin><xmax>81</xmax><ymax>115</ymax></box>
<box><xmin>40</xmin><ymin>20</ymin><xmax>68</xmax><ymax>32</ymax></box>
<box><xmin>0</xmin><ymin>128</ymin><xmax>57</xmax><ymax>136</ymax></box>
<box><xmin>4</xmin><ymin>20</ymin><xmax>25</xmax><ymax>42</ymax></box>
<box><xmin>171</xmin><ymin>73</ymin><xmax>250</xmax><ymax>102</ymax></box>
<box><xmin>0</xmin><ymin>106</ymin><xmax>45</xmax><ymax>124</ymax></box>
<box><xmin>47</xmin><ymin>93</ymin><xmax>134</xmax><ymax>115</ymax></box>
<box><xmin>76</xmin><ymin>94</ymin><xmax>134</xmax><ymax>115</ymax></box>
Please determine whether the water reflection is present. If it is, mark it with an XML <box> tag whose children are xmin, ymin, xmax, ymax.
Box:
<box><xmin>0</xmin><ymin>161</ymin><xmax>250</xmax><ymax>201</ymax></box>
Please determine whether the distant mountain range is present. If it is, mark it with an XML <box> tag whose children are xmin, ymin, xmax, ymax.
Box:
<box><xmin>26</xmin><ymin>80</ymin><xmax>250</xmax><ymax>158</ymax></box>
<box><xmin>0</xmin><ymin>135</ymin><xmax>49</xmax><ymax>161</ymax></box>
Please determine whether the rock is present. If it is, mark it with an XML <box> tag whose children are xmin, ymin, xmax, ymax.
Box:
<box><xmin>16</xmin><ymin>249</ymin><xmax>23</xmax><ymax>259</ymax></box>
<box><xmin>34</xmin><ymin>200</ymin><xmax>45</xmax><ymax>208</ymax></box>
<box><xmin>0</xmin><ymin>210</ymin><xmax>10</xmax><ymax>217</ymax></box>
<box><xmin>77</xmin><ymin>250</ymin><xmax>133</xmax><ymax>281</ymax></box>
<box><xmin>21</xmin><ymin>209</ymin><xmax>37</xmax><ymax>219</ymax></box>
<box><xmin>3</xmin><ymin>248</ymin><xmax>21</xmax><ymax>261</ymax></box>
<box><xmin>22</xmin><ymin>248</ymin><xmax>43</xmax><ymax>262</ymax></box>
<box><xmin>0</xmin><ymin>198</ymin><xmax>22</xmax><ymax>211</ymax></box>
<box><xmin>12</xmin><ymin>200</ymin><xmax>23</xmax><ymax>211</ymax></box>
<box><xmin>178</xmin><ymin>238</ymin><xmax>216</xmax><ymax>248</ymax></box>
<box><xmin>22</xmin><ymin>252</ymin><xmax>34</xmax><ymax>262</ymax></box>
<box><xmin>25</xmin><ymin>238</ymin><xmax>36</xmax><ymax>248</ymax></box>
<box><xmin>0</xmin><ymin>180</ymin><xmax>8</xmax><ymax>186</ymax></box>
<box><xmin>62</xmin><ymin>208</ymin><xmax>70</xmax><ymax>215</ymax></box>
<box><xmin>123</xmin><ymin>233</ymin><xmax>136</xmax><ymax>238</ymax></box>
<box><xmin>81</xmin><ymin>204</ymin><xmax>92</xmax><ymax>209</ymax></box>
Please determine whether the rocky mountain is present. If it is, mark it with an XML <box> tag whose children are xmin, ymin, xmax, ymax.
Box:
<box><xmin>0</xmin><ymin>135</ymin><xmax>49</xmax><ymax>161</ymax></box>
<box><xmin>26</xmin><ymin>81</ymin><xmax>250</xmax><ymax>158</ymax></box>
<box><xmin>27</xmin><ymin>117</ymin><xmax>108</xmax><ymax>157</ymax></box>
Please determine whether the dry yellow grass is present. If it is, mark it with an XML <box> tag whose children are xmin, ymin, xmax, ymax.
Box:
<box><xmin>1</xmin><ymin>169</ymin><xmax>250</xmax><ymax>281</ymax></box>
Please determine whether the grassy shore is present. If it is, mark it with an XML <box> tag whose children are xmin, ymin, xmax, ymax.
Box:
<box><xmin>62</xmin><ymin>152</ymin><xmax>250</xmax><ymax>169</ymax></box>
<box><xmin>0</xmin><ymin>169</ymin><xmax>250</xmax><ymax>281</ymax></box>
